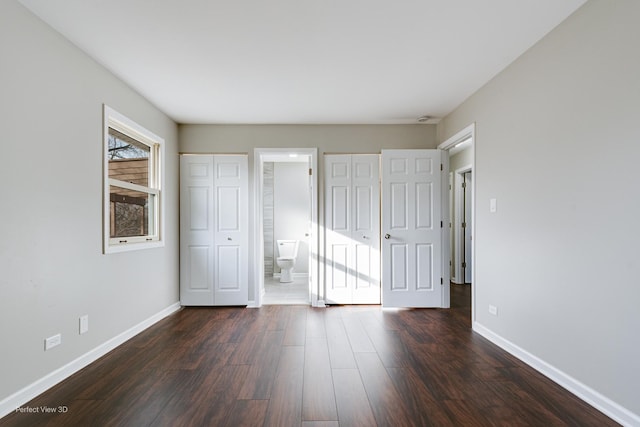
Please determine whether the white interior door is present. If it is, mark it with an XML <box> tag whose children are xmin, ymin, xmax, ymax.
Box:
<box><xmin>180</xmin><ymin>154</ymin><xmax>248</xmax><ymax>306</ymax></box>
<box><xmin>213</xmin><ymin>155</ymin><xmax>248</xmax><ymax>305</ymax></box>
<box><xmin>325</xmin><ymin>154</ymin><xmax>380</xmax><ymax>304</ymax></box>
<box><xmin>180</xmin><ymin>155</ymin><xmax>214</xmax><ymax>305</ymax></box>
<box><xmin>381</xmin><ymin>150</ymin><xmax>442</xmax><ymax>307</ymax></box>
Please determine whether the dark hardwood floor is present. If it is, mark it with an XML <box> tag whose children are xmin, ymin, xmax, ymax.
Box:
<box><xmin>2</xmin><ymin>284</ymin><xmax>617</xmax><ymax>426</ymax></box>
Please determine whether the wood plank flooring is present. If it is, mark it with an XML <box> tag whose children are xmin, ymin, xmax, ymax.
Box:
<box><xmin>1</xmin><ymin>285</ymin><xmax>618</xmax><ymax>426</ymax></box>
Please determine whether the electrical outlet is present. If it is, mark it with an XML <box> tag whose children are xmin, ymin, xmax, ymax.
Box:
<box><xmin>489</xmin><ymin>305</ymin><xmax>498</xmax><ymax>316</ymax></box>
<box><xmin>79</xmin><ymin>315</ymin><xmax>89</xmax><ymax>334</ymax></box>
<box><xmin>45</xmin><ymin>334</ymin><xmax>62</xmax><ymax>351</ymax></box>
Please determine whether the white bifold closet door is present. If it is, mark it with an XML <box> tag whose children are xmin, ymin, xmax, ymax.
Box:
<box><xmin>325</xmin><ymin>154</ymin><xmax>380</xmax><ymax>304</ymax></box>
<box><xmin>180</xmin><ymin>154</ymin><xmax>248</xmax><ymax>306</ymax></box>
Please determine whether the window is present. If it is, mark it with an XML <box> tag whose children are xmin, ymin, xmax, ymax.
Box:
<box><xmin>103</xmin><ymin>105</ymin><xmax>164</xmax><ymax>253</ymax></box>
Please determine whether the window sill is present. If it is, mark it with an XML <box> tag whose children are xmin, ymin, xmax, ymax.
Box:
<box><xmin>103</xmin><ymin>239</ymin><xmax>164</xmax><ymax>254</ymax></box>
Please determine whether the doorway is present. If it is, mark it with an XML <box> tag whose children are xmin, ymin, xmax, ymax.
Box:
<box><xmin>438</xmin><ymin>124</ymin><xmax>475</xmax><ymax>321</ymax></box>
<box><xmin>253</xmin><ymin>148</ymin><xmax>319</xmax><ymax>307</ymax></box>
<box><xmin>451</xmin><ymin>165</ymin><xmax>472</xmax><ymax>284</ymax></box>
<box><xmin>462</xmin><ymin>171</ymin><xmax>472</xmax><ymax>284</ymax></box>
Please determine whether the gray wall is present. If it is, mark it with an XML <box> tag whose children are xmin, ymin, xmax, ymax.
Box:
<box><xmin>180</xmin><ymin>124</ymin><xmax>436</xmax><ymax>154</ymax></box>
<box><xmin>0</xmin><ymin>0</ymin><xmax>179</xmax><ymax>404</ymax></box>
<box><xmin>438</xmin><ymin>0</ymin><xmax>640</xmax><ymax>417</ymax></box>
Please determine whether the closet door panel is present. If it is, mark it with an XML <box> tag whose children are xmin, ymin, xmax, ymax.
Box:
<box><xmin>325</xmin><ymin>154</ymin><xmax>380</xmax><ymax>304</ymax></box>
<box><xmin>325</xmin><ymin>155</ymin><xmax>353</xmax><ymax>304</ymax></box>
<box><xmin>351</xmin><ymin>154</ymin><xmax>380</xmax><ymax>304</ymax></box>
<box><xmin>180</xmin><ymin>155</ymin><xmax>214</xmax><ymax>305</ymax></box>
<box><xmin>213</xmin><ymin>155</ymin><xmax>248</xmax><ymax>305</ymax></box>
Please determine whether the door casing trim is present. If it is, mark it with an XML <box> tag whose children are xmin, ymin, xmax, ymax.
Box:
<box><xmin>251</xmin><ymin>148</ymin><xmax>320</xmax><ymax>307</ymax></box>
<box><xmin>438</xmin><ymin>123</ymin><xmax>476</xmax><ymax>322</ymax></box>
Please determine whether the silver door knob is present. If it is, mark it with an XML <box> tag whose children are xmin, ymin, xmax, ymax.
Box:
<box><xmin>384</xmin><ymin>234</ymin><xmax>391</xmax><ymax>239</ymax></box>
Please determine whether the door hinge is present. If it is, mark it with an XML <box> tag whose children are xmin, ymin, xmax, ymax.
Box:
<box><xmin>309</xmin><ymin>168</ymin><xmax>312</xmax><ymax>175</ymax></box>
<box><xmin>440</xmin><ymin>277</ymin><xmax>444</xmax><ymax>285</ymax></box>
<box><xmin>462</xmin><ymin>222</ymin><xmax>466</xmax><ymax>228</ymax></box>
<box><xmin>462</xmin><ymin>182</ymin><xmax>466</xmax><ymax>188</ymax></box>
<box><xmin>440</xmin><ymin>163</ymin><xmax>443</xmax><ymax>171</ymax></box>
<box><xmin>462</xmin><ymin>262</ymin><xmax>467</xmax><ymax>268</ymax></box>
<box><xmin>440</xmin><ymin>221</ymin><xmax>443</xmax><ymax>228</ymax></box>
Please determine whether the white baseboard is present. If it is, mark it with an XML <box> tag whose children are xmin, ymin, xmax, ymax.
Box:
<box><xmin>0</xmin><ymin>302</ymin><xmax>182</xmax><ymax>419</ymax></box>
<box><xmin>473</xmin><ymin>322</ymin><xmax>640</xmax><ymax>427</ymax></box>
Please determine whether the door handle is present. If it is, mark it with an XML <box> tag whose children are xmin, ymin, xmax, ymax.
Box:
<box><xmin>227</xmin><ymin>237</ymin><xmax>232</xmax><ymax>241</ymax></box>
<box><xmin>384</xmin><ymin>234</ymin><xmax>391</xmax><ymax>239</ymax></box>
<box><xmin>362</xmin><ymin>235</ymin><xmax>369</xmax><ymax>239</ymax></box>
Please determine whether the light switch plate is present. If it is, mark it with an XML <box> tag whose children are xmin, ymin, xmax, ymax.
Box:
<box><xmin>79</xmin><ymin>315</ymin><xmax>89</xmax><ymax>334</ymax></box>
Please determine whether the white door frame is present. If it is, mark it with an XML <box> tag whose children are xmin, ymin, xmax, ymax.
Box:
<box><xmin>438</xmin><ymin>123</ymin><xmax>476</xmax><ymax>322</ymax></box>
<box><xmin>252</xmin><ymin>148</ymin><xmax>320</xmax><ymax>307</ymax></box>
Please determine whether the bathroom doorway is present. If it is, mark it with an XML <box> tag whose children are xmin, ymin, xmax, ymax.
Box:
<box><xmin>254</xmin><ymin>148</ymin><xmax>319</xmax><ymax>306</ymax></box>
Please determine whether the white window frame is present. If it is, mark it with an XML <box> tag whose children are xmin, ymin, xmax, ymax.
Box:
<box><xmin>103</xmin><ymin>105</ymin><xmax>165</xmax><ymax>253</ymax></box>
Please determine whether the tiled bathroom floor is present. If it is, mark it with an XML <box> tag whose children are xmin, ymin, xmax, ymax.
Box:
<box><xmin>263</xmin><ymin>275</ymin><xmax>309</xmax><ymax>305</ymax></box>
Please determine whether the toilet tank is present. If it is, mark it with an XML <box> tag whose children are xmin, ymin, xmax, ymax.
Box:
<box><xmin>277</xmin><ymin>240</ymin><xmax>299</xmax><ymax>258</ymax></box>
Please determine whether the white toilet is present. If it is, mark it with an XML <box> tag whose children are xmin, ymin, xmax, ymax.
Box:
<box><xmin>276</xmin><ymin>240</ymin><xmax>299</xmax><ymax>283</ymax></box>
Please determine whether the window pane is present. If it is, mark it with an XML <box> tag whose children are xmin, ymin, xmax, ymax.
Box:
<box><xmin>108</xmin><ymin>128</ymin><xmax>150</xmax><ymax>186</ymax></box>
<box><xmin>109</xmin><ymin>186</ymin><xmax>155</xmax><ymax>238</ymax></box>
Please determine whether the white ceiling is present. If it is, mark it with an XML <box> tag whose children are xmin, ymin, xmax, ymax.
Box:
<box><xmin>19</xmin><ymin>0</ymin><xmax>585</xmax><ymax>125</ymax></box>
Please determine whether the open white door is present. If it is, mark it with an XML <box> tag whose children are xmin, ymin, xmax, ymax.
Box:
<box><xmin>381</xmin><ymin>150</ymin><xmax>442</xmax><ymax>308</ymax></box>
<box><xmin>180</xmin><ymin>154</ymin><xmax>248</xmax><ymax>306</ymax></box>
<box><xmin>325</xmin><ymin>154</ymin><xmax>380</xmax><ymax>304</ymax></box>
